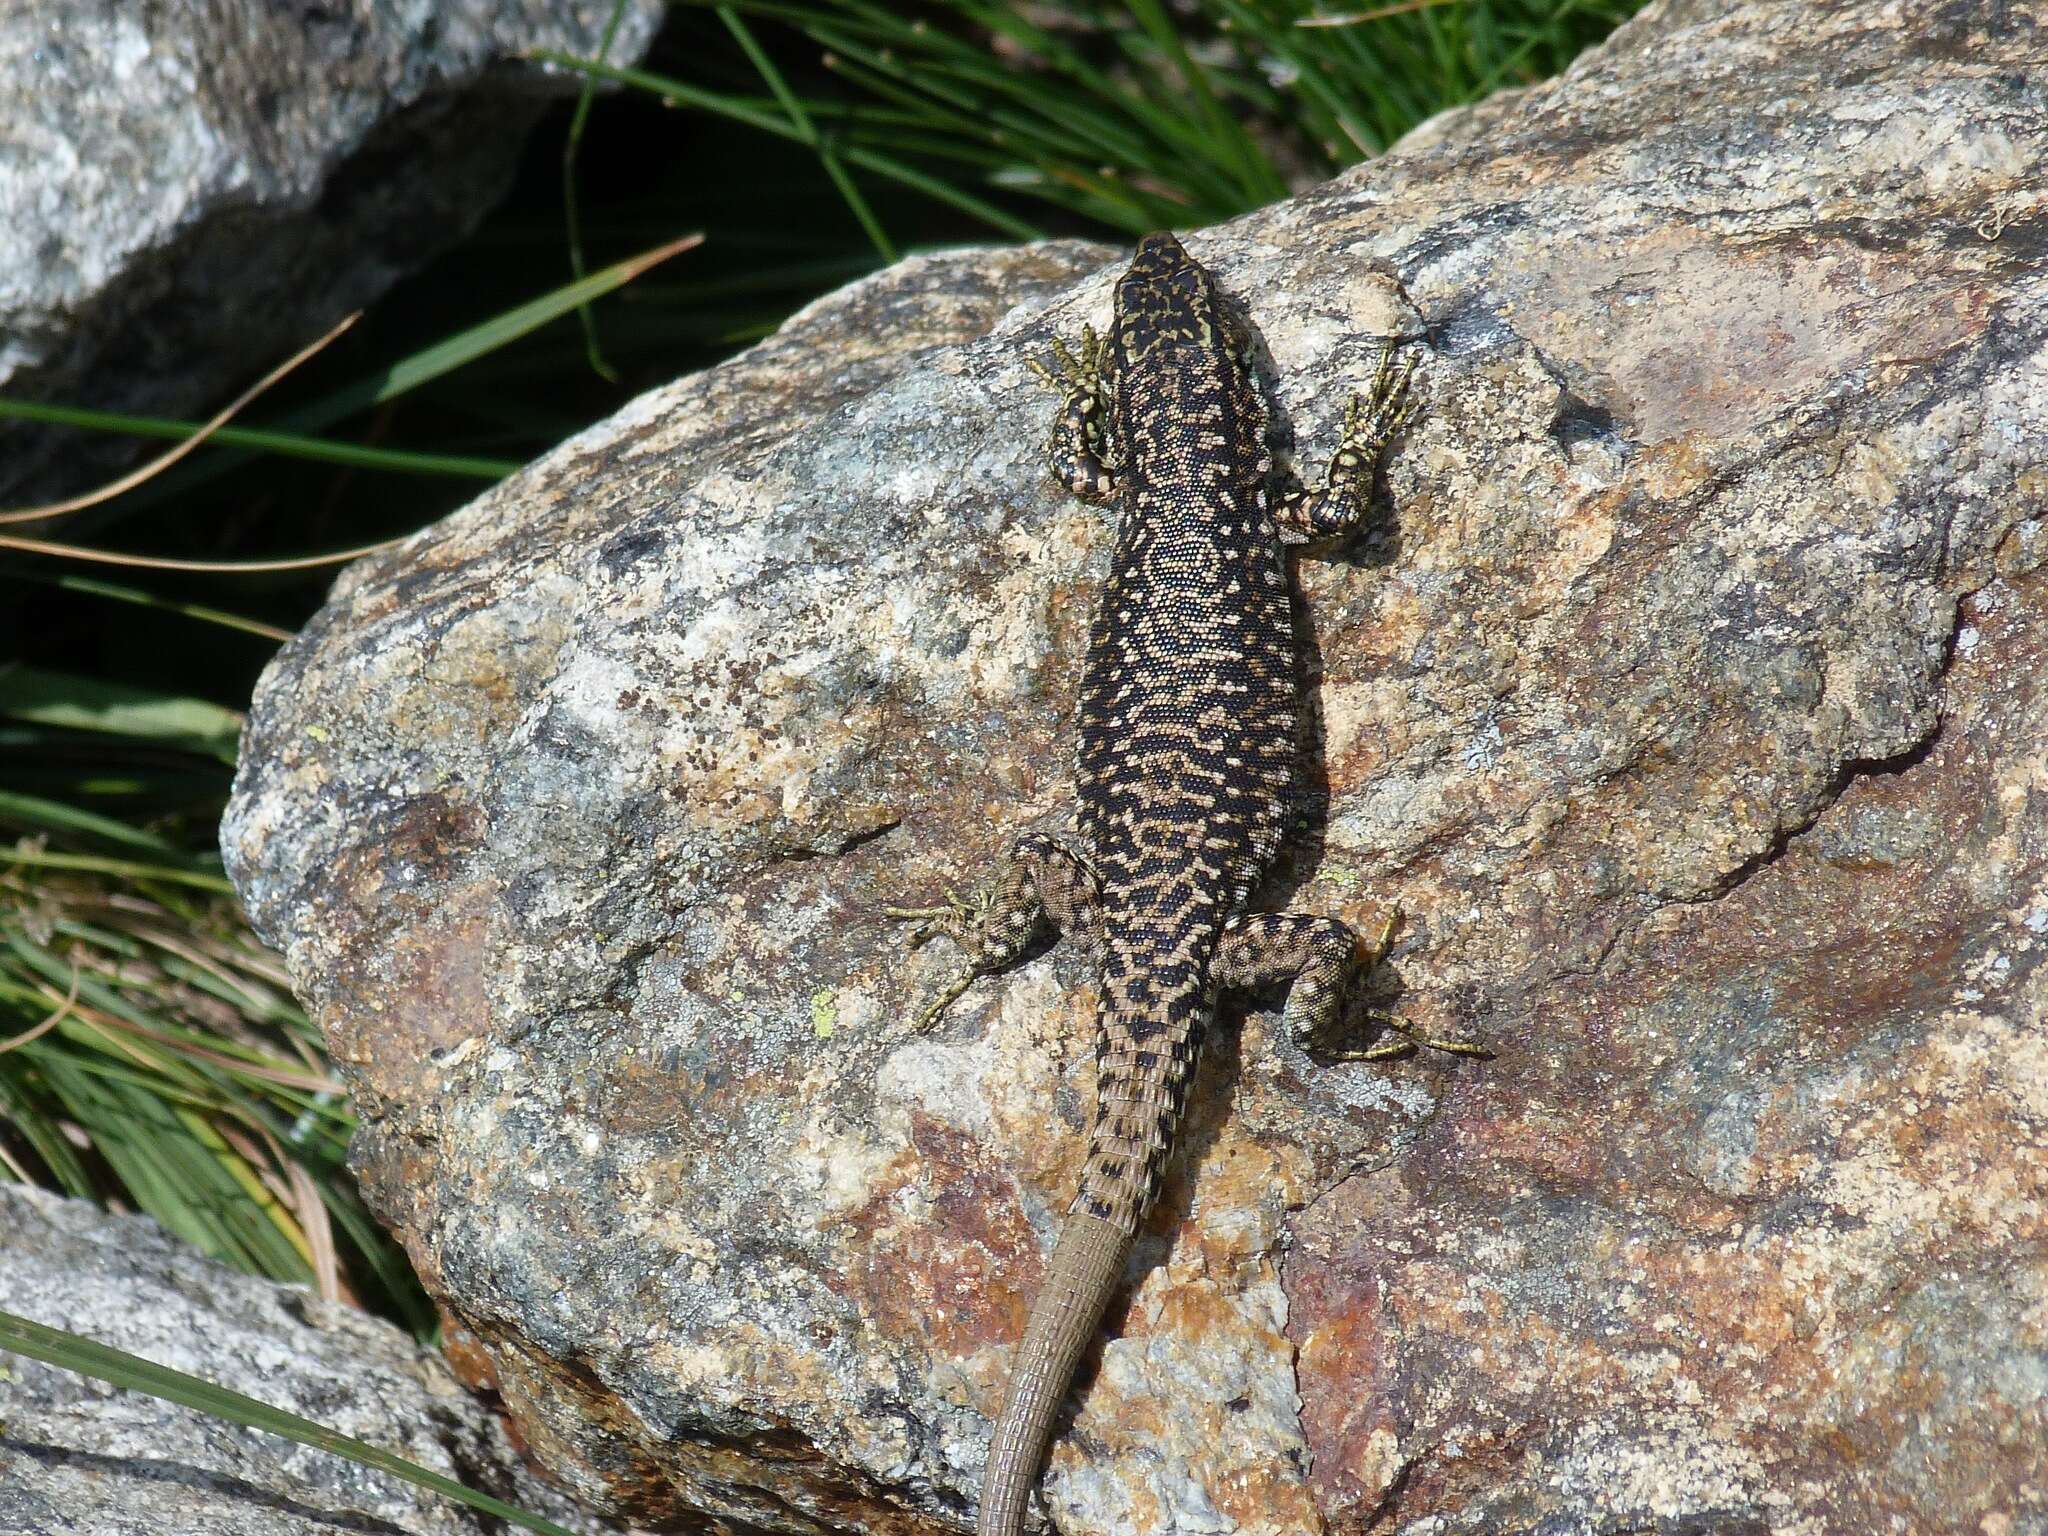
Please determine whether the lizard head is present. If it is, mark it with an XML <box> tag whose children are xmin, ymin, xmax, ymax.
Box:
<box><xmin>1128</xmin><ymin>230</ymin><xmax>1196</xmax><ymax>280</ymax></box>
<box><xmin>1111</xmin><ymin>233</ymin><xmax>1266</xmax><ymax>468</ymax></box>
<box><xmin>1117</xmin><ymin>232</ymin><xmax>1224</xmax><ymax>349</ymax></box>
<box><xmin>1115</xmin><ymin>232</ymin><xmax>1255</xmax><ymax>380</ymax></box>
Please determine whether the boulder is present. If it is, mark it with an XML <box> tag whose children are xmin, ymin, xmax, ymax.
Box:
<box><xmin>223</xmin><ymin>0</ymin><xmax>2048</xmax><ymax>1529</ymax></box>
<box><xmin>0</xmin><ymin>0</ymin><xmax>664</xmax><ymax>502</ymax></box>
<box><xmin>0</xmin><ymin>1184</ymin><xmax>601</xmax><ymax>1535</ymax></box>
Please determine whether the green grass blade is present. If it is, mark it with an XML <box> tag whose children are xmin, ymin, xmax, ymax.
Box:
<box><xmin>0</xmin><ymin>398</ymin><xmax>516</xmax><ymax>479</ymax></box>
<box><xmin>0</xmin><ymin>1309</ymin><xmax>586</xmax><ymax>1536</ymax></box>
<box><xmin>106</xmin><ymin>233</ymin><xmax>700</xmax><ymax>517</ymax></box>
<box><xmin>1123</xmin><ymin>0</ymin><xmax>1285</xmax><ymax>202</ymax></box>
<box><xmin>815</xmin><ymin>144</ymin><xmax>899</xmax><ymax>260</ymax></box>
<box><xmin>0</xmin><ymin>572</ymin><xmax>292</xmax><ymax>643</ymax></box>
<box><xmin>1</xmin><ymin>848</ymin><xmax>233</xmax><ymax>893</ymax></box>
<box><xmin>317</xmin><ymin>1182</ymin><xmax>440</xmax><ymax>1339</ymax></box>
<box><xmin>968</xmin><ymin>17</ymin><xmax>1246</xmax><ymax>192</ymax></box>
<box><xmin>535</xmin><ymin>50</ymin><xmax>803</xmax><ymax>137</ymax></box>
<box><xmin>0</xmin><ymin>788</ymin><xmax>201</xmax><ymax>858</ymax></box>
<box><xmin>561</xmin><ymin>0</ymin><xmax>637</xmax><ymax>382</ymax></box>
<box><xmin>284</xmin><ymin>234</ymin><xmax>703</xmax><ymax>430</ymax></box>
<box><xmin>0</xmin><ymin>666</ymin><xmax>241</xmax><ymax>765</ymax></box>
<box><xmin>175</xmin><ymin>1102</ymin><xmax>318</xmax><ymax>1276</ymax></box>
<box><xmin>17</xmin><ymin>1034</ymin><xmax>313</xmax><ymax>1283</ymax></box>
<box><xmin>804</xmin><ymin>27</ymin><xmax>1140</xmax><ymax>179</ymax></box>
<box><xmin>26</xmin><ymin>1050</ymin><xmax>233</xmax><ymax>1262</ymax></box>
<box><xmin>800</xmin><ymin>47</ymin><xmax>1170</xmax><ymax>227</ymax></box>
<box><xmin>718</xmin><ymin>8</ymin><xmax>899</xmax><ymax>260</ymax></box>
<box><xmin>534</xmin><ymin>52</ymin><xmax>1045</xmax><ymax>239</ymax></box>
<box><xmin>840</xmin><ymin>143</ymin><xmax>1043</xmax><ymax>237</ymax></box>
<box><xmin>720</xmin><ymin>6</ymin><xmax>819</xmax><ymax>138</ymax></box>
<box><xmin>809</xmin><ymin>9</ymin><xmax>1237</xmax><ymax>212</ymax></box>
<box><xmin>1214</xmin><ymin>0</ymin><xmax>1374</xmax><ymax>159</ymax></box>
<box><xmin>1472</xmin><ymin>0</ymin><xmax>1594</xmax><ymax>95</ymax></box>
<box><xmin>0</xmin><ymin>1070</ymin><xmax>96</xmax><ymax>1196</ymax></box>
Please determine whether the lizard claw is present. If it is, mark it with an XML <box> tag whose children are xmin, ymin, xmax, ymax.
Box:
<box><xmin>1031</xmin><ymin>323</ymin><xmax>1106</xmax><ymax>395</ymax></box>
<box><xmin>1300</xmin><ymin>907</ymin><xmax>1487</xmax><ymax>1061</ymax></box>
<box><xmin>908</xmin><ymin>969</ymin><xmax>980</xmax><ymax>1034</ymax></box>
<box><xmin>1316</xmin><ymin>1008</ymin><xmax>1491</xmax><ymax>1062</ymax></box>
<box><xmin>1322</xmin><ymin>347</ymin><xmax>1421</xmax><ymax>496</ymax></box>
<box><xmin>882</xmin><ymin>887</ymin><xmax>983</xmax><ymax>947</ymax></box>
<box><xmin>1351</xmin><ymin>347</ymin><xmax>1421</xmax><ymax>452</ymax></box>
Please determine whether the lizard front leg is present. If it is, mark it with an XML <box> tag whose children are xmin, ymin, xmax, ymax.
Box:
<box><xmin>1214</xmin><ymin>908</ymin><xmax>1483</xmax><ymax>1059</ymax></box>
<box><xmin>1274</xmin><ymin>344</ymin><xmax>1419</xmax><ymax>544</ymax></box>
<box><xmin>1027</xmin><ymin>324</ymin><xmax>1122</xmax><ymax>501</ymax></box>
<box><xmin>886</xmin><ymin>833</ymin><xmax>1101</xmax><ymax>1029</ymax></box>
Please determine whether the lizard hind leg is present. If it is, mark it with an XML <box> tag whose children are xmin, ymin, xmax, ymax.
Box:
<box><xmin>1027</xmin><ymin>323</ymin><xmax>1121</xmax><ymax>502</ymax></box>
<box><xmin>884</xmin><ymin>833</ymin><xmax>1100</xmax><ymax>1032</ymax></box>
<box><xmin>1214</xmin><ymin>907</ymin><xmax>1486</xmax><ymax>1060</ymax></box>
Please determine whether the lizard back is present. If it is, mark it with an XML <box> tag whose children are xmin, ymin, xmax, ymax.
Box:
<box><xmin>1072</xmin><ymin>233</ymin><xmax>1302</xmax><ymax>1233</ymax></box>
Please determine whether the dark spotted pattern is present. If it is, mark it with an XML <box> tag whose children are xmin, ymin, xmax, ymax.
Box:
<box><xmin>899</xmin><ymin>232</ymin><xmax>1425</xmax><ymax>1536</ymax></box>
<box><xmin>1073</xmin><ymin>238</ymin><xmax>1303</xmax><ymax>1231</ymax></box>
<box><xmin>1035</xmin><ymin>233</ymin><xmax>1410</xmax><ymax>1234</ymax></box>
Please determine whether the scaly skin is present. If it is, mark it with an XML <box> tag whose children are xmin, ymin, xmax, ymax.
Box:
<box><xmin>892</xmin><ymin>232</ymin><xmax>1475</xmax><ymax>1535</ymax></box>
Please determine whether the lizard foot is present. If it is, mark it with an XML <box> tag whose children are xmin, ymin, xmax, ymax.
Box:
<box><xmin>883</xmin><ymin>887</ymin><xmax>996</xmax><ymax>1031</ymax></box>
<box><xmin>1028</xmin><ymin>323</ymin><xmax>1119</xmax><ymax>500</ymax></box>
<box><xmin>883</xmin><ymin>835</ymin><xmax>1091</xmax><ymax>1034</ymax></box>
<box><xmin>1274</xmin><ymin>342</ymin><xmax>1421</xmax><ymax>543</ymax></box>
<box><xmin>881</xmin><ymin>887</ymin><xmax>983</xmax><ymax>949</ymax></box>
<box><xmin>1025</xmin><ymin>322</ymin><xmax>1105</xmax><ymax>396</ymax></box>
<box><xmin>1268</xmin><ymin>908</ymin><xmax>1489</xmax><ymax>1062</ymax></box>
<box><xmin>1333</xmin><ymin>344</ymin><xmax>1422</xmax><ymax>481</ymax></box>
<box><xmin>1329</xmin><ymin>907</ymin><xmax>1486</xmax><ymax>1061</ymax></box>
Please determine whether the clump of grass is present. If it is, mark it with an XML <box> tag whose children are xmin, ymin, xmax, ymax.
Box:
<box><xmin>0</xmin><ymin>235</ymin><xmax>704</xmax><ymax>1336</ymax></box>
<box><xmin>0</xmin><ymin>706</ymin><xmax>434</xmax><ymax>1334</ymax></box>
<box><xmin>547</xmin><ymin>0</ymin><xmax>1638</xmax><ymax>246</ymax></box>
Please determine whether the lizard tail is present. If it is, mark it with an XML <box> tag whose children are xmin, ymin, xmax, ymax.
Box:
<box><xmin>977</xmin><ymin>1208</ymin><xmax>1130</xmax><ymax>1536</ymax></box>
<box><xmin>978</xmin><ymin>970</ymin><xmax>1207</xmax><ymax>1531</ymax></box>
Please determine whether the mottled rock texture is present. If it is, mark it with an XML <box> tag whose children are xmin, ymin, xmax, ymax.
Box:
<box><xmin>0</xmin><ymin>1185</ymin><xmax>600</xmax><ymax>1536</ymax></box>
<box><xmin>0</xmin><ymin>0</ymin><xmax>662</xmax><ymax>502</ymax></box>
<box><xmin>223</xmin><ymin>0</ymin><xmax>2048</xmax><ymax>1531</ymax></box>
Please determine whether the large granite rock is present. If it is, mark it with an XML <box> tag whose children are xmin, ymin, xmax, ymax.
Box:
<box><xmin>0</xmin><ymin>1184</ymin><xmax>601</xmax><ymax>1536</ymax></box>
<box><xmin>222</xmin><ymin>0</ymin><xmax>2048</xmax><ymax>1530</ymax></box>
<box><xmin>0</xmin><ymin>0</ymin><xmax>664</xmax><ymax>502</ymax></box>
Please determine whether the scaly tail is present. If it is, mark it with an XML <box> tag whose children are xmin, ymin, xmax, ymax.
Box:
<box><xmin>979</xmin><ymin>965</ymin><xmax>1207</xmax><ymax>1534</ymax></box>
<box><xmin>977</xmin><ymin>1209</ymin><xmax>1130</xmax><ymax>1536</ymax></box>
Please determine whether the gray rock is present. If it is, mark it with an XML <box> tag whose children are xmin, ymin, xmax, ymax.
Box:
<box><xmin>223</xmin><ymin>0</ymin><xmax>2048</xmax><ymax>1531</ymax></box>
<box><xmin>0</xmin><ymin>0</ymin><xmax>664</xmax><ymax>502</ymax></box>
<box><xmin>0</xmin><ymin>1184</ymin><xmax>603</xmax><ymax>1536</ymax></box>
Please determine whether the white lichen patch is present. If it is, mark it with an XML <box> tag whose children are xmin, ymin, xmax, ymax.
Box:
<box><xmin>1553</xmin><ymin>1421</ymin><xmax>1772</xmax><ymax>1520</ymax></box>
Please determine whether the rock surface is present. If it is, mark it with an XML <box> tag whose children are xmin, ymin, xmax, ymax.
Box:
<box><xmin>223</xmin><ymin>0</ymin><xmax>2048</xmax><ymax>1531</ymax></box>
<box><xmin>0</xmin><ymin>0</ymin><xmax>663</xmax><ymax>502</ymax></box>
<box><xmin>0</xmin><ymin>1184</ymin><xmax>602</xmax><ymax>1536</ymax></box>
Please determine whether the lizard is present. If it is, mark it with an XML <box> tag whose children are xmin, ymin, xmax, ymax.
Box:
<box><xmin>888</xmin><ymin>231</ymin><xmax>1478</xmax><ymax>1536</ymax></box>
